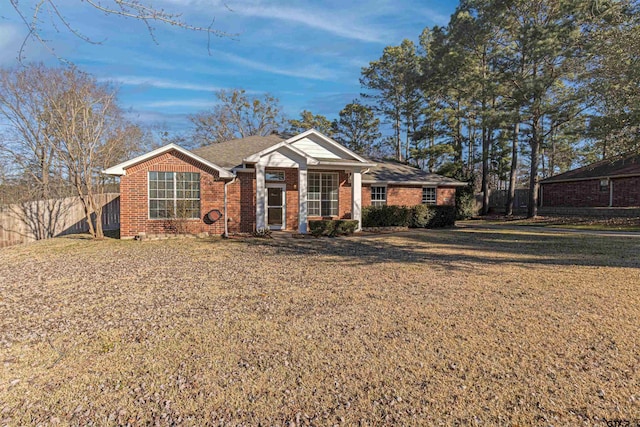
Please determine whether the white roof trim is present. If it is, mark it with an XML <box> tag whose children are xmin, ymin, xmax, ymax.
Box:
<box><xmin>315</xmin><ymin>160</ymin><xmax>377</xmax><ymax>168</ymax></box>
<box><xmin>103</xmin><ymin>143</ymin><xmax>234</xmax><ymax>178</ymax></box>
<box><xmin>362</xmin><ymin>179</ymin><xmax>468</xmax><ymax>187</ymax></box>
<box><xmin>244</xmin><ymin>141</ymin><xmax>319</xmax><ymax>165</ymax></box>
<box><xmin>285</xmin><ymin>129</ymin><xmax>370</xmax><ymax>163</ymax></box>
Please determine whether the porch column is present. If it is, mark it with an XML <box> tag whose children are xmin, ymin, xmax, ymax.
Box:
<box><xmin>351</xmin><ymin>170</ymin><xmax>362</xmax><ymax>231</ymax></box>
<box><xmin>298</xmin><ymin>165</ymin><xmax>308</xmax><ymax>234</ymax></box>
<box><xmin>256</xmin><ymin>163</ymin><xmax>266</xmax><ymax>230</ymax></box>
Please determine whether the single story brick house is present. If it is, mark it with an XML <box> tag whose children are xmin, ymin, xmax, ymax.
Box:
<box><xmin>104</xmin><ymin>129</ymin><xmax>466</xmax><ymax>238</ymax></box>
<box><xmin>540</xmin><ymin>152</ymin><xmax>640</xmax><ymax>208</ymax></box>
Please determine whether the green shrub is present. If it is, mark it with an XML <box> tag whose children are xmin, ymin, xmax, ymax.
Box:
<box><xmin>309</xmin><ymin>220</ymin><xmax>359</xmax><ymax>237</ymax></box>
<box><xmin>252</xmin><ymin>228</ymin><xmax>272</xmax><ymax>238</ymax></box>
<box><xmin>411</xmin><ymin>205</ymin><xmax>456</xmax><ymax>228</ymax></box>
<box><xmin>362</xmin><ymin>205</ymin><xmax>412</xmax><ymax>227</ymax></box>
<box><xmin>335</xmin><ymin>220</ymin><xmax>358</xmax><ymax>235</ymax></box>
<box><xmin>455</xmin><ymin>184</ymin><xmax>476</xmax><ymax>219</ymax></box>
<box><xmin>363</xmin><ymin>204</ymin><xmax>456</xmax><ymax>228</ymax></box>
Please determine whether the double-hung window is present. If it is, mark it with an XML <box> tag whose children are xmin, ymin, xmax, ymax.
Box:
<box><xmin>308</xmin><ymin>172</ymin><xmax>338</xmax><ymax>216</ymax></box>
<box><xmin>370</xmin><ymin>186</ymin><xmax>387</xmax><ymax>206</ymax></box>
<box><xmin>422</xmin><ymin>187</ymin><xmax>437</xmax><ymax>205</ymax></box>
<box><xmin>149</xmin><ymin>171</ymin><xmax>200</xmax><ymax>219</ymax></box>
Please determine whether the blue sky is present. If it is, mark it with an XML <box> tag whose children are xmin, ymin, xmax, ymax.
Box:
<box><xmin>2</xmin><ymin>0</ymin><xmax>457</xmax><ymax>135</ymax></box>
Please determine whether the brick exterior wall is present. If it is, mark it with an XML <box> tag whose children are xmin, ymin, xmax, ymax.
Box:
<box><xmin>362</xmin><ymin>184</ymin><xmax>456</xmax><ymax>207</ymax></box>
<box><xmin>612</xmin><ymin>176</ymin><xmax>640</xmax><ymax>206</ymax></box>
<box><xmin>542</xmin><ymin>176</ymin><xmax>640</xmax><ymax>207</ymax></box>
<box><xmin>119</xmin><ymin>151</ymin><xmax>225</xmax><ymax>238</ymax></box>
<box><xmin>119</xmin><ymin>155</ymin><xmax>460</xmax><ymax>237</ymax></box>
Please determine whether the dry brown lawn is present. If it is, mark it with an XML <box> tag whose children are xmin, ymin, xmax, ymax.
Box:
<box><xmin>1</xmin><ymin>228</ymin><xmax>639</xmax><ymax>426</ymax></box>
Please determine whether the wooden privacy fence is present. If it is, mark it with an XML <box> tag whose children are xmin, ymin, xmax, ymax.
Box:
<box><xmin>0</xmin><ymin>193</ymin><xmax>120</xmax><ymax>248</ymax></box>
<box><xmin>488</xmin><ymin>189</ymin><xmax>530</xmax><ymax>213</ymax></box>
<box><xmin>474</xmin><ymin>189</ymin><xmax>530</xmax><ymax>214</ymax></box>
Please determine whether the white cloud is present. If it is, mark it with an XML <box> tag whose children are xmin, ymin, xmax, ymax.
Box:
<box><xmin>216</xmin><ymin>51</ymin><xmax>337</xmax><ymax>81</ymax></box>
<box><xmin>101</xmin><ymin>76</ymin><xmax>222</xmax><ymax>92</ymax></box>
<box><xmin>143</xmin><ymin>99</ymin><xmax>216</xmax><ymax>108</ymax></box>
<box><xmin>233</xmin><ymin>4</ymin><xmax>385</xmax><ymax>43</ymax></box>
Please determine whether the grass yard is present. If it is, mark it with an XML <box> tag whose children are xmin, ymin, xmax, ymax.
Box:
<box><xmin>1</xmin><ymin>229</ymin><xmax>639</xmax><ymax>425</ymax></box>
<box><xmin>474</xmin><ymin>215</ymin><xmax>640</xmax><ymax>232</ymax></box>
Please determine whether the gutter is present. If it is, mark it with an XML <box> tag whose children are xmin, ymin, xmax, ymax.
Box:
<box><xmin>223</xmin><ymin>175</ymin><xmax>237</xmax><ymax>238</ymax></box>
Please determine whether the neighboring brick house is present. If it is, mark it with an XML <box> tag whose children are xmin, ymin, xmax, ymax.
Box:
<box><xmin>104</xmin><ymin>129</ymin><xmax>466</xmax><ymax>238</ymax></box>
<box><xmin>540</xmin><ymin>152</ymin><xmax>640</xmax><ymax>209</ymax></box>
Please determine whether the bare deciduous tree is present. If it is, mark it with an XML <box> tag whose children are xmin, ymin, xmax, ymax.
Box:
<box><xmin>0</xmin><ymin>64</ymin><xmax>142</xmax><ymax>239</ymax></box>
<box><xmin>189</xmin><ymin>89</ymin><xmax>284</xmax><ymax>145</ymax></box>
<box><xmin>8</xmin><ymin>0</ymin><xmax>234</xmax><ymax>62</ymax></box>
<box><xmin>0</xmin><ymin>64</ymin><xmax>70</xmax><ymax>239</ymax></box>
<box><xmin>42</xmin><ymin>67</ymin><xmax>142</xmax><ymax>238</ymax></box>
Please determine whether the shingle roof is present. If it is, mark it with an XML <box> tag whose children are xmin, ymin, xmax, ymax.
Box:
<box><xmin>362</xmin><ymin>160</ymin><xmax>466</xmax><ymax>186</ymax></box>
<box><xmin>191</xmin><ymin>134</ymin><xmax>284</xmax><ymax>169</ymax></box>
<box><xmin>541</xmin><ymin>152</ymin><xmax>640</xmax><ymax>183</ymax></box>
<box><xmin>191</xmin><ymin>135</ymin><xmax>466</xmax><ymax>187</ymax></box>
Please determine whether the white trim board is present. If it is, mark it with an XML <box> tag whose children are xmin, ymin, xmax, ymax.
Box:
<box><xmin>103</xmin><ymin>143</ymin><xmax>234</xmax><ymax>178</ymax></box>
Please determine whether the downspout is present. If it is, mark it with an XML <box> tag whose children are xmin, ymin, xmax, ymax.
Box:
<box><xmin>223</xmin><ymin>175</ymin><xmax>237</xmax><ymax>238</ymax></box>
<box><xmin>609</xmin><ymin>179</ymin><xmax>613</xmax><ymax>207</ymax></box>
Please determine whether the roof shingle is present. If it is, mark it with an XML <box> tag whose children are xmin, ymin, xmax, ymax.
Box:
<box><xmin>191</xmin><ymin>134</ymin><xmax>284</xmax><ymax>169</ymax></box>
<box><xmin>541</xmin><ymin>152</ymin><xmax>640</xmax><ymax>183</ymax></box>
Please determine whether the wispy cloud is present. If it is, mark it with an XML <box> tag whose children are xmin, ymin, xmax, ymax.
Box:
<box><xmin>143</xmin><ymin>99</ymin><xmax>216</xmax><ymax>109</ymax></box>
<box><xmin>233</xmin><ymin>4</ymin><xmax>385</xmax><ymax>43</ymax></box>
<box><xmin>101</xmin><ymin>76</ymin><xmax>222</xmax><ymax>92</ymax></box>
<box><xmin>217</xmin><ymin>51</ymin><xmax>338</xmax><ymax>81</ymax></box>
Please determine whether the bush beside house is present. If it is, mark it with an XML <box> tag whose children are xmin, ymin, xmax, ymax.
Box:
<box><xmin>363</xmin><ymin>205</ymin><xmax>456</xmax><ymax>229</ymax></box>
<box><xmin>309</xmin><ymin>220</ymin><xmax>359</xmax><ymax>237</ymax></box>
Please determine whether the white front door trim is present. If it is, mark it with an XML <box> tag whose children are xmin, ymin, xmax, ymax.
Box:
<box><xmin>265</xmin><ymin>183</ymin><xmax>286</xmax><ymax>230</ymax></box>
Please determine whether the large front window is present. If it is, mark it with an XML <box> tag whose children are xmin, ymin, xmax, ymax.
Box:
<box><xmin>308</xmin><ymin>172</ymin><xmax>338</xmax><ymax>216</ymax></box>
<box><xmin>149</xmin><ymin>171</ymin><xmax>200</xmax><ymax>219</ymax></box>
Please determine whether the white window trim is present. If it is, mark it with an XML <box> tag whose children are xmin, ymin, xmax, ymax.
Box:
<box><xmin>422</xmin><ymin>187</ymin><xmax>437</xmax><ymax>205</ymax></box>
<box><xmin>148</xmin><ymin>171</ymin><xmax>201</xmax><ymax>220</ymax></box>
<box><xmin>308</xmin><ymin>171</ymin><xmax>339</xmax><ymax>217</ymax></box>
<box><xmin>370</xmin><ymin>185</ymin><xmax>387</xmax><ymax>206</ymax></box>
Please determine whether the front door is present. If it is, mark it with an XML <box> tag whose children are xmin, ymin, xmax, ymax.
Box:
<box><xmin>266</xmin><ymin>185</ymin><xmax>286</xmax><ymax>230</ymax></box>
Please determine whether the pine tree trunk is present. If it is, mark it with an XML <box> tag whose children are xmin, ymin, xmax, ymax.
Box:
<box><xmin>506</xmin><ymin>121</ymin><xmax>520</xmax><ymax>216</ymax></box>
<box><xmin>528</xmin><ymin>113</ymin><xmax>541</xmax><ymax>218</ymax></box>
<box><xmin>481</xmin><ymin>125</ymin><xmax>490</xmax><ymax>216</ymax></box>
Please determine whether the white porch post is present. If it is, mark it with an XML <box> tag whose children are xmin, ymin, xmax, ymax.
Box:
<box><xmin>256</xmin><ymin>163</ymin><xmax>266</xmax><ymax>230</ymax></box>
<box><xmin>298</xmin><ymin>165</ymin><xmax>308</xmax><ymax>234</ymax></box>
<box><xmin>351</xmin><ymin>170</ymin><xmax>362</xmax><ymax>231</ymax></box>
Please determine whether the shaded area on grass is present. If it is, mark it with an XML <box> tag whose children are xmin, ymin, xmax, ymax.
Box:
<box><xmin>1</xmin><ymin>230</ymin><xmax>639</xmax><ymax>425</ymax></box>
<box><xmin>252</xmin><ymin>228</ymin><xmax>640</xmax><ymax>270</ymax></box>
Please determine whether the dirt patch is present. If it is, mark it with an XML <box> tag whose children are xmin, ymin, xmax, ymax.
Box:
<box><xmin>1</xmin><ymin>230</ymin><xmax>639</xmax><ymax>425</ymax></box>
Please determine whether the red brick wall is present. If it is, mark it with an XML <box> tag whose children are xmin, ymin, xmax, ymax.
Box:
<box><xmin>437</xmin><ymin>187</ymin><xmax>456</xmax><ymax>206</ymax></box>
<box><xmin>612</xmin><ymin>176</ymin><xmax>640</xmax><ymax>207</ymax></box>
<box><xmin>543</xmin><ymin>176</ymin><xmax>640</xmax><ymax>207</ymax></box>
<box><xmin>119</xmin><ymin>150</ymin><xmax>225</xmax><ymax>238</ymax></box>
<box><xmin>225</xmin><ymin>172</ymin><xmax>255</xmax><ymax>233</ymax></box>
<box><xmin>542</xmin><ymin>180</ymin><xmax>609</xmax><ymax>207</ymax></box>
<box><xmin>362</xmin><ymin>184</ymin><xmax>456</xmax><ymax>207</ymax></box>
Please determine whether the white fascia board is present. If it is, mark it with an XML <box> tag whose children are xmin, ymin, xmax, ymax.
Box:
<box><xmin>286</xmin><ymin>129</ymin><xmax>370</xmax><ymax>163</ymax></box>
<box><xmin>314</xmin><ymin>161</ymin><xmax>377</xmax><ymax>168</ymax></box>
<box><xmin>362</xmin><ymin>180</ymin><xmax>468</xmax><ymax>187</ymax></box>
<box><xmin>244</xmin><ymin>141</ymin><xmax>319</xmax><ymax>165</ymax></box>
<box><xmin>103</xmin><ymin>143</ymin><xmax>234</xmax><ymax>178</ymax></box>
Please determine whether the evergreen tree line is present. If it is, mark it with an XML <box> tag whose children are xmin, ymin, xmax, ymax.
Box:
<box><xmin>358</xmin><ymin>0</ymin><xmax>639</xmax><ymax>217</ymax></box>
